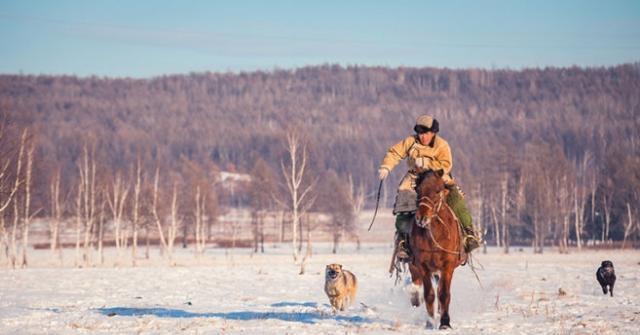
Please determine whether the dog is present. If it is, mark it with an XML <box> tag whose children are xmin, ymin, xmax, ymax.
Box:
<box><xmin>596</xmin><ymin>260</ymin><xmax>616</xmax><ymax>297</ymax></box>
<box><xmin>324</xmin><ymin>264</ymin><xmax>358</xmax><ymax>311</ymax></box>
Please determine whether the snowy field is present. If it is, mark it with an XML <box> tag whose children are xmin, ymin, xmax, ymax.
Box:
<box><xmin>1</xmin><ymin>244</ymin><xmax>639</xmax><ymax>334</ymax></box>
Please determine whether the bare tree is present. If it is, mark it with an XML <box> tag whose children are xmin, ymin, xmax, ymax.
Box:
<box><xmin>167</xmin><ymin>181</ymin><xmax>180</xmax><ymax>264</ymax></box>
<box><xmin>107</xmin><ymin>172</ymin><xmax>129</xmax><ymax>265</ymax></box>
<box><xmin>194</xmin><ymin>185</ymin><xmax>207</xmax><ymax>256</ymax></box>
<box><xmin>0</xmin><ymin>130</ymin><xmax>22</xmax><ymax>216</ymax></box>
<box><xmin>495</xmin><ymin>173</ymin><xmax>509</xmax><ymax>253</ymax></box>
<box><xmin>602</xmin><ymin>194</ymin><xmax>612</xmax><ymax>244</ymax></box>
<box><xmin>131</xmin><ymin>159</ymin><xmax>142</xmax><ymax>266</ymax></box>
<box><xmin>280</xmin><ymin>131</ymin><xmax>314</xmax><ymax>261</ymax></box>
<box><xmin>3</xmin><ymin>129</ymin><xmax>26</xmax><ymax>267</ymax></box>
<box><xmin>347</xmin><ymin>175</ymin><xmax>365</xmax><ymax>250</ymax></box>
<box><xmin>10</xmin><ymin>200</ymin><xmax>19</xmax><ymax>267</ymax></box>
<box><xmin>49</xmin><ymin>169</ymin><xmax>63</xmax><ymax>263</ymax></box>
<box><xmin>557</xmin><ymin>175</ymin><xmax>571</xmax><ymax>254</ymax></box>
<box><xmin>151</xmin><ymin>168</ymin><xmax>167</xmax><ymax>252</ymax></box>
<box><xmin>151</xmin><ymin>168</ymin><xmax>177</xmax><ymax>265</ymax></box>
<box><xmin>315</xmin><ymin>170</ymin><xmax>352</xmax><ymax>254</ymax></box>
<box><xmin>97</xmin><ymin>198</ymin><xmax>106</xmax><ymax>265</ymax></box>
<box><xmin>74</xmin><ymin>177</ymin><xmax>82</xmax><ymax>266</ymax></box>
<box><xmin>19</xmin><ymin>141</ymin><xmax>34</xmax><ymax>267</ymax></box>
<box><xmin>248</xmin><ymin>158</ymin><xmax>276</xmax><ymax>253</ymax></box>
<box><xmin>79</xmin><ymin>145</ymin><xmax>97</xmax><ymax>266</ymax></box>
<box><xmin>572</xmin><ymin>152</ymin><xmax>592</xmax><ymax>250</ymax></box>
<box><xmin>622</xmin><ymin>202</ymin><xmax>636</xmax><ymax>249</ymax></box>
<box><xmin>514</xmin><ymin>172</ymin><xmax>526</xmax><ymax>253</ymax></box>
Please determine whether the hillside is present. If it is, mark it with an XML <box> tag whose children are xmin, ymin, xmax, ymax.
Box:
<box><xmin>1</xmin><ymin>64</ymin><xmax>639</xmax><ymax>244</ymax></box>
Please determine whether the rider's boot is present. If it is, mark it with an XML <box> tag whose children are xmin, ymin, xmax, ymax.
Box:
<box><xmin>395</xmin><ymin>232</ymin><xmax>411</xmax><ymax>262</ymax></box>
<box><xmin>463</xmin><ymin>226</ymin><xmax>480</xmax><ymax>253</ymax></box>
<box><xmin>394</xmin><ymin>212</ymin><xmax>414</xmax><ymax>263</ymax></box>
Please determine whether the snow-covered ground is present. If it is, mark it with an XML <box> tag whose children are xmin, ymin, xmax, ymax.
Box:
<box><xmin>1</xmin><ymin>244</ymin><xmax>639</xmax><ymax>334</ymax></box>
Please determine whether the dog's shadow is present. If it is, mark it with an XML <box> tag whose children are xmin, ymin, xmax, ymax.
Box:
<box><xmin>96</xmin><ymin>302</ymin><xmax>372</xmax><ymax>325</ymax></box>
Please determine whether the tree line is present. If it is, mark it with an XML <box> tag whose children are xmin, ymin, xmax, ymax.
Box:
<box><xmin>0</xmin><ymin>63</ymin><xmax>638</xmax><ymax>266</ymax></box>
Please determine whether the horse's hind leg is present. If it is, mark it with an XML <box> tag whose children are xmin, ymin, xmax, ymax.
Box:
<box><xmin>423</xmin><ymin>272</ymin><xmax>436</xmax><ymax>329</ymax></box>
<box><xmin>438</xmin><ymin>268</ymin><xmax>454</xmax><ymax>329</ymax></box>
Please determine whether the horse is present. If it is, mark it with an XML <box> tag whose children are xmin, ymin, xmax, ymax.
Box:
<box><xmin>408</xmin><ymin>169</ymin><xmax>466</xmax><ymax>329</ymax></box>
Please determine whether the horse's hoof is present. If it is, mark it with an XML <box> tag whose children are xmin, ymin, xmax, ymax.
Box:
<box><xmin>439</xmin><ymin>324</ymin><xmax>451</xmax><ymax>330</ymax></box>
<box><xmin>410</xmin><ymin>294</ymin><xmax>421</xmax><ymax>307</ymax></box>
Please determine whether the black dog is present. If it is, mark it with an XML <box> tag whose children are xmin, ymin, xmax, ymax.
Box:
<box><xmin>596</xmin><ymin>260</ymin><xmax>616</xmax><ymax>297</ymax></box>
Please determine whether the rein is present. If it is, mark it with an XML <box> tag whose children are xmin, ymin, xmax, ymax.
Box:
<box><xmin>416</xmin><ymin>191</ymin><xmax>445</xmax><ymax>227</ymax></box>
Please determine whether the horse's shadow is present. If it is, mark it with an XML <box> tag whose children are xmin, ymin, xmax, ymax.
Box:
<box><xmin>96</xmin><ymin>302</ymin><xmax>372</xmax><ymax>325</ymax></box>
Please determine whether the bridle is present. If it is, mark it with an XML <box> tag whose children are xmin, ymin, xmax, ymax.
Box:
<box><xmin>416</xmin><ymin>190</ymin><xmax>445</xmax><ymax>228</ymax></box>
<box><xmin>415</xmin><ymin>188</ymin><xmax>461</xmax><ymax>255</ymax></box>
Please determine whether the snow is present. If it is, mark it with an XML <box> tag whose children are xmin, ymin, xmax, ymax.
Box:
<box><xmin>1</xmin><ymin>244</ymin><xmax>639</xmax><ymax>334</ymax></box>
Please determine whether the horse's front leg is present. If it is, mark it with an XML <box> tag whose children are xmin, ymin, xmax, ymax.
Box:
<box><xmin>438</xmin><ymin>267</ymin><xmax>454</xmax><ymax>329</ymax></box>
<box><xmin>408</xmin><ymin>263</ymin><xmax>423</xmax><ymax>307</ymax></box>
<box><xmin>423</xmin><ymin>271</ymin><xmax>436</xmax><ymax>329</ymax></box>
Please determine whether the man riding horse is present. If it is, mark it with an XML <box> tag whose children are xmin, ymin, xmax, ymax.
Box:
<box><xmin>378</xmin><ymin>115</ymin><xmax>480</xmax><ymax>262</ymax></box>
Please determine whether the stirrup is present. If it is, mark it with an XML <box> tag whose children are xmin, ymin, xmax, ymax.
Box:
<box><xmin>464</xmin><ymin>235</ymin><xmax>480</xmax><ymax>253</ymax></box>
<box><xmin>396</xmin><ymin>240</ymin><xmax>411</xmax><ymax>262</ymax></box>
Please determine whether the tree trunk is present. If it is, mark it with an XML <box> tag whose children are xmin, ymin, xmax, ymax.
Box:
<box><xmin>145</xmin><ymin>225</ymin><xmax>150</xmax><ymax>260</ymax></box>
<box><xmin>500</xmin><ymin>175</ymin><xmax>509</xmax><ymax>254</ymax></box>
<box><xmin>622</xmin><ymin>203</ymin><xmax>635</xmax><ymax>249</ymax></box>
<box><xmin>74</xmin><ymin>181</ymin><xmax>82</xmax><ymax>267</ymax></box>
<box><xmin>98</xmin><ymin>200</ymin><xmax>105</xmax><ymax>265</ymax></box>
<box><xmin>573</xmin><ymin>185</ymin><xmax>582</xmax><ymax>250</ymax></box>
<box><xmin>131</xmin><ymin>160</ymin><xmax>142</xmax><ymax>266</ymax></box>
<box><xmin>20</xmin><ymin>145</ymin><xmax>33</xmax><ymax>267</ymax></box>
<box><xmin>10</xmin><ymin>201</ymin><xmax>19</xmax><ymax>268</ymax></box>
<box><xmin>490</xmin><ymin>205</ymin><xmax>500</xmax><ymax>247</ymax></box>
<box><xmin>602</xmin><ymin>195</ymin><xmax>611</xmax><ymax>244</ymax></box>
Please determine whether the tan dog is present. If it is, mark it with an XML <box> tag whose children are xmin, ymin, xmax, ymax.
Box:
<box><xmin>324</xmin><ymin>264</ymin><xmax>358</xmax><ymax>311</ymax></box>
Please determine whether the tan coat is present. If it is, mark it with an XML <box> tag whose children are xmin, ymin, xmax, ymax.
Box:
<box><xmin>380</xmin><ymin>135</ymin><xmax>454</xmax><ymax>185</ymax></box>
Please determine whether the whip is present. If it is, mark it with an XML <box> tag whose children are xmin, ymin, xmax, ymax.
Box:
<box><xmin>367</xmin><ymin>179</ymin><xmax>383</xmax><ymax>231</ymax></box>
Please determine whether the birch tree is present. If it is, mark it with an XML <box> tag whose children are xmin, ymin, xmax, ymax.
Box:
<box><xmin>347</xmin><ymin>175</ymin><xmax>365</xmax><ymax>250</ymax></box>
<box><xmin>49</xmin><ymin>169</ymin><xmax>63</xmax><ymax>263</ymax></box>
<box><xmin>107</xmin><ymin>172</ymin><xmax>129</xmax><ymax>265</ymax></box>
<box><xmin>19</xmin><ymin>142</ymin><xmax>34</xmax><ymax>267</ymax></box>
<box><xmin>280</xmin><ymin>131</ymin><xmax>314</xmax><ymax>261</ymax></box>
<box><xmin>194</xmin><ymin>185</ymin><xmax>207</xmax><ymax>256</ymax></box>
<box><xmin>78</xmin><ymin>145</ymin><xmax>97</xmax><ymax>266</ymax></box>
<box><xmin>622</xmin><ymin>202</ymin><xmax>636</xmax><ymax>249</ymax></box>
<box><xmin>151</xmin><ymin>168</ymin><xmax>179</xmax><ymax>265</ymax></box>
<box><xmin>2</xmin><ymin>129</ymin><xmax>25</xmax><ymax>267</ymax></box>
<box><xmin>131</xmin><ymin>159</ymin><xmax>142</xmax><ymax>266</ymax></box>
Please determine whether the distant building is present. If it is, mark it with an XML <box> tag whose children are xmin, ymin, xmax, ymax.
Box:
<box><xmin>218</xmin><ymin>171</ymin><xmax>251</xmax><ymax>189</ymax></box>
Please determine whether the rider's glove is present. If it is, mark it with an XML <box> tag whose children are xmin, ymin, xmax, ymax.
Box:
<box><xmin>415</xmin><ymin>157</ymin><xmax>430</xmax><ymax>170</ymax></box>
<box><xmin>378</xmin><ymin>168</ymin><xmax>389</xmax><ymax>180</ymax></box>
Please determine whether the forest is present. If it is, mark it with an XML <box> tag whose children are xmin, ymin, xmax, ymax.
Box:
<box><xmin>1</xmin><ymin>63</ymin><xmax>639</xmax><ymax>266</ymax></box>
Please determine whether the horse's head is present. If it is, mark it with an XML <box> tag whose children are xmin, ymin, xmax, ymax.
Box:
<box><xmin>414</xmin><ymin>169</ymin><xmax>447</xmax><ymax>227</ymax></box>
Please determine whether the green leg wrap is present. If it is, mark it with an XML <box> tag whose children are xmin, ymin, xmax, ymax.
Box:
<box><xmin>395</xmin><ymin>213</ymin><xmax>414</xmax><ymax>234</ymax></box>
<box><xmin>394</xmin><ymin>213</ymin><xmax>414</xmax><ymax>260</ymax></box>
<box><xmin>446</xmin><ymin>187</ymin><xmax>473</xmax><ymax>231</ymax></box>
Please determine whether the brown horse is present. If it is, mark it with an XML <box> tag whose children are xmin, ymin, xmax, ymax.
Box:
<box><xmin>408</xmin><ymin>169</ymin><xmax>465</xmax><ymax>329</ymax></box>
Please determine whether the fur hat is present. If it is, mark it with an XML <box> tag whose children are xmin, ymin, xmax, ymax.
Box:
<box><xmin>414</xmin><ymin>115</ymin><xmax>439</xmax><ymax>133</ymax></box>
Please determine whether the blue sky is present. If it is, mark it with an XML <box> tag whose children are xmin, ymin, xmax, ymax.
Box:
<box><xmin>1</xmin><ymin>0</ymin><xmax>639</xmax><ymax>77</ymax></box>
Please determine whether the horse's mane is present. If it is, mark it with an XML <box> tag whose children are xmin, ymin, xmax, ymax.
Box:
<box><xmin>415</xmin><ymin>169</ymin><xmax>445</xmax><ymax>193</ymax></box>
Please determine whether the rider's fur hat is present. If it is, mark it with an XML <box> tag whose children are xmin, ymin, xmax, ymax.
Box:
<box><xmin>414</xmin><ymin>115</ymin><xmax>439</xmax><ymax>133</ymax></box>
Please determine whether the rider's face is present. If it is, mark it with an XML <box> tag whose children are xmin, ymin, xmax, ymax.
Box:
<box><xmin>418</xmin><ymin>131</ymin><xmax>435</xmax><ymax>145</ymax></box>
